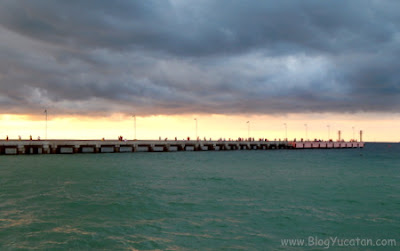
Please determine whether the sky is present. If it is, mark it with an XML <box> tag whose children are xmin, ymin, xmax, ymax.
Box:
<box><xmin>0</xmin><ymin>0</ymin><xmax>399</xmax><ymax>141</ymax></box>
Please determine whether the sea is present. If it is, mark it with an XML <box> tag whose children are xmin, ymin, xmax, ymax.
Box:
<box><xmin>1</xmin><ymin>143</ymin><xmax>399</xmax><ymax>250</ymax></box>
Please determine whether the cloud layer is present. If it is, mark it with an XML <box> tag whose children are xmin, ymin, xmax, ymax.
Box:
<box><xmin>0</xmin><ymin>0</ymin><xmax>399</xmax><ymax>116</ymax></box>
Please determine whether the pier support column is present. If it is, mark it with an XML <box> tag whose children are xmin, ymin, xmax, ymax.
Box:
<box><xmin>43</xmin><ymin>145</ymin><xmax>50</xmax><ymax>154</ymax></box>
<box><xmin>17</xmin><ymin>145</ymin><xmax>25</xmax><ymax>154</ymax></box>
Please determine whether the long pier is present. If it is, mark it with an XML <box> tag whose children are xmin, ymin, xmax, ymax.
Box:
<box><xmin>0</xmin><ymin>140</ymin><xmax>364</xmax><ymax>155</ymax></box>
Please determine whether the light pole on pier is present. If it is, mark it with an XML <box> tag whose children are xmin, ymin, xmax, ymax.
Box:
<box><xmin>304</xmin><ymin>123</ymin><xmax>308</xmax><ymax>140</ymax></box>
<box><xmin>327</xmin><ymin>125</ymin><xmax>330</xmax><ymax>140</ymax></box>
<box><xmin>133</xmin><ymin>115</ymin><xmax>136</xmax><ymax>140</ymax></box>
<box><xmin>284</xmin><ymin>123</ymin><xmax>287</xmax><ymax>141</ymax></box>
<box><xmin>194</xmin><ymin>118</ymin><xmax>198</xmax><ymax>140</ymax></box>
<box><xmin>246</xmin><ymin>121</ymin><xmax>250</xmax><ymax>140</ymax></box>
<box><xmin>44</xmin><ymin>109</ymin><xmax>48</xmax><ymax>139</ymax></box>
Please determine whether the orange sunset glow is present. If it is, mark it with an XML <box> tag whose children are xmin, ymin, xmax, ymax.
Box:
<box><xmin>1</xmin><ymin>113</ymin><xmax>399</xmax><ymax>142</ymax></box>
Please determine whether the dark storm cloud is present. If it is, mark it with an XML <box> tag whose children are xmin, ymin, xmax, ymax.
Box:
<box><xmin>0</xmin><ymin>0</ymin><xmax>399</xmax><ymax>116</ymax></box>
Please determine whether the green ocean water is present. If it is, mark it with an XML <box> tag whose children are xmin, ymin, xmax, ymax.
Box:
<box><xmin>1</xmin><ymin>143</ymin><xmax>399</xmax><ymax>250</ymax></box>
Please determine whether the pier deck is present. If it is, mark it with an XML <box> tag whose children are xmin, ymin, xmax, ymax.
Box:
<box><xmin>0</xmin><ymin>140</ymin><xmax>364</xmax><ymax>155</ymax></box>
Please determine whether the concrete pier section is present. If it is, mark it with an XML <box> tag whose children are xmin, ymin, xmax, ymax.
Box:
<box><xmin>0</xmin><ymin>139</ymin><xmax>364</xmax><ymax>155</ymax></box>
